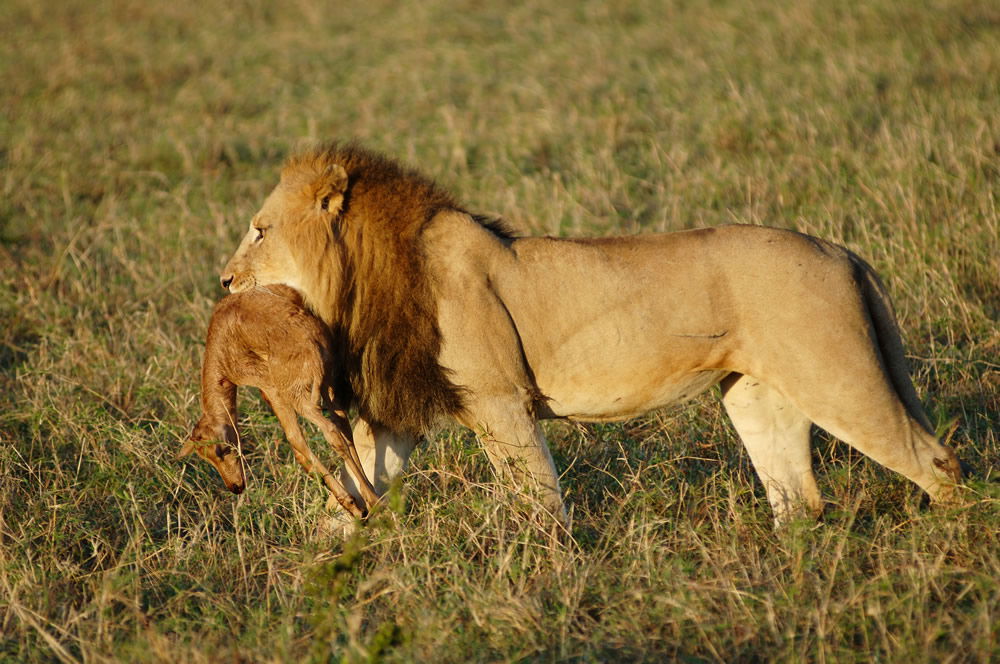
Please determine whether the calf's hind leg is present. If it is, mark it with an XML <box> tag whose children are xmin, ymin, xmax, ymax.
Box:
<box><xmin>299</xmin><ymin>401</ymin><xmax>382</xmax><ymax>511</ymax></box>
<box><xmin>265</xmin><ymin>396</ymin><xmax>368</xmax><ymax>519</ymax></box>
<box><xmin>721</xmin><ymin>373</ymin><xmax>821</xmax><ymax>525</ymax></box>
<box><xmin>322</xmin><ymin>419</ymin><xmax>422</xmax><ymax>536</ymax></box>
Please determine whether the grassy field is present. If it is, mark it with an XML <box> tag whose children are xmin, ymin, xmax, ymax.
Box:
<box><xmin>2</xmin><ymin>0</ymin><xmax>998</xmax><ymax>661</ymax></box>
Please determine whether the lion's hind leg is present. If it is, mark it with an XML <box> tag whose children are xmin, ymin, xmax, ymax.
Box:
<box><xmin>791</xmin><ymin>384</ymin><xmax>961</xmax><ymax>508</ymax></box>
<box><xmin>753</xmin><ymin>336</ymin><xmax>961</xmax><ymax>512</ymax></box>
<box><xmin>721</xmin><ymin>373</ymin><xmax>821</xmax><ymax>526</ymax></box>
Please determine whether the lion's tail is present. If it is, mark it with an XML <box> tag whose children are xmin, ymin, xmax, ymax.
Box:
<box><xmin>853</xmin><ymin>254</ymin><xmax>935</xmax><ymax>435</ymax></box>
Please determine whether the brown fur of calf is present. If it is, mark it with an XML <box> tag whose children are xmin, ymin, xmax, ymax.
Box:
<box><xmin>179</xmin><ymin>284</ymin><xmax>380</xmax><ymax>519</ymax></box>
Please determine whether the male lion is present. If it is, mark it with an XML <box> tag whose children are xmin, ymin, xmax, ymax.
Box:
<box><xmin>219</xmin><ymin>142</ymin><xmax>961</xmax><ymax>527</ymax></box>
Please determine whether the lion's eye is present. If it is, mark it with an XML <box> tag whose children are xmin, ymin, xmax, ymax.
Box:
<box><xmin>254</xmin><ymin>227</ymin><xmax>265</xmax><ymax>242</ymax></box>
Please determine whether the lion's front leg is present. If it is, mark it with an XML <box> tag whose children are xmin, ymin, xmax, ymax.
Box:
<box><xmin>339</xmin><ymin>417</ymin><xmax>420</xmax><ymax>497</ymax></box>
<box><xmin>460</xmin><ymin>398</ymin><xmax>567</xmax><ymax>525</ymax></box>
<box><xmin>320</xmin><ymin>417</ymin><xmax>420</xmax><ymax>536</ymax></box>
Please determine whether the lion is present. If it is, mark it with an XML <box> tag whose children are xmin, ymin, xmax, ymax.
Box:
<box><xmin>219</xmin><ymin>142</ymin><xmax>962</xmax><ymax>527</ymax></box>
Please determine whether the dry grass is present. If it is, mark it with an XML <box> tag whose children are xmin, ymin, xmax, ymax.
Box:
<box><xmin>1</xmin><ymin>0</ymin><xmax>998</xmax><ymax>662</ymax></box>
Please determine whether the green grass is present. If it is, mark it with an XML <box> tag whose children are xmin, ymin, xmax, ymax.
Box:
<box><xmin>2</xmin><ymin>0</ymin><xmax>998</xmax><ymax>661</ymax></box>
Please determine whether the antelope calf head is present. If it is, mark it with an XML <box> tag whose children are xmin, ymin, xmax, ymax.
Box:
<box><xmin>178</xmin><ymin>418</ymin><xmax>247</xmax><ymax>494</ymax></box>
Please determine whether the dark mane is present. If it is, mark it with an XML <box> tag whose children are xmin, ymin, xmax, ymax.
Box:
<box><xmin>470</xmin><ymin>213</ymin><xmax>519</xmax><ymax>241</ymax></box>
<box><xmin>287</xmin><ymin>141</ymin><xmax>499</xmax><ymax>434</ymax></box>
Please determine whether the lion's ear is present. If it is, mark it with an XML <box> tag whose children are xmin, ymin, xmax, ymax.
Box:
<box><xmin>313</xmin><ymin>164</ymin><xmax>348</xmax><ymax>216</ymax></box>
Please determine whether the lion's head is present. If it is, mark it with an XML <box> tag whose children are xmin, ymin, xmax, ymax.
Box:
<box><xmin>219</xmin><ymin>143</ymin><xmax>469</xmax><ymax>434</ymax></box>
<box><xmin>221</xmin><ymin>157</ymin><xmax>349</xmax><ymax>307</ymax></box>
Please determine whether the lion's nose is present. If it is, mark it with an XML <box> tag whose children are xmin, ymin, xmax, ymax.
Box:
<box><xmin>220</xmin><ymin>274</ymin><xmax>234</xmax><ymax>290</ymax></box>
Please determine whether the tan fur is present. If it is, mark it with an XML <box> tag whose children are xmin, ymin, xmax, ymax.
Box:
<box><xmin>221</xmin><ymin>143</ymin><xmax>962</xmax><ymax>526</ymax></box>
<box><xmin>179</xmin><ymin>284</ymin><xmax>380</xmax><ymax>518</ymax></box>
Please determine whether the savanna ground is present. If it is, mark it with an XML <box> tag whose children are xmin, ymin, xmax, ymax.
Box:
<box><xmin>1</xmin><ymin>0</ymin><xmax>999</xmax><ymax>661</ymax></box>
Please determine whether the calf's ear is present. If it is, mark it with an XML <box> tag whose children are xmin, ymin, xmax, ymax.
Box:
<box><xmin>312</xmin><ymin>164</ymin><xmax>348</xmax><ymax>216</ymax></box>
<box><xmin>222</xmin><ymin>424</ymin><xmax>243</xmax><ymax>449</ymax></box>
<box><xmin>176</xmin><ymin>439</ymin><xmax>197</xmax><ymax>459</ymax></box>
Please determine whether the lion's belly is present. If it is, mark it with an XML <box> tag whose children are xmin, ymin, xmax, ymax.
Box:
<box><xmin>517</xmin><ymin>289</ymin><xmax>734</xmax><ymax>421</ymax></box>
<box><xmin>539</xmin><ymin>368</ymin><xmax>728</xmax><ymax>422</ymax></box>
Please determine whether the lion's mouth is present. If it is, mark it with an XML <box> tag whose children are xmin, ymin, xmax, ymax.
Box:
<box><xmin>221</xmin><ymin>275</ymin><xmax>255</xmax><ymax>293</ymax></box>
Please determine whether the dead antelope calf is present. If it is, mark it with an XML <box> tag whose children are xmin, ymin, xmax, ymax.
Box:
<box><xmin>179</xmin><ymin>284</ymin><xmax>380</xmax><ymax>518</ymax></box>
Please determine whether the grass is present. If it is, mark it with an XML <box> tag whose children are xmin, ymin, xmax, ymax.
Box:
<box><xmin>1</xmin><ymin>0</ymin><xmax>998</xmax><ymax>661</ymax></box>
